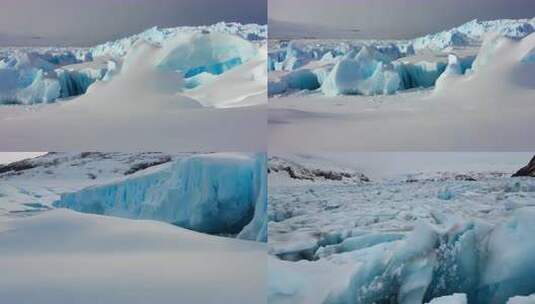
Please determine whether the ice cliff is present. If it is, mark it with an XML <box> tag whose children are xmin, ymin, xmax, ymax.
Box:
<box><xmin>54</xmin><ymin>153</ymin><xmax>267</xmax><ymax>241</ymax></box>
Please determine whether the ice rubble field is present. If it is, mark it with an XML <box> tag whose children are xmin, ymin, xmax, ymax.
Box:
<box><xmin>0</xmin><ymin>152</ymin><xmax>267</xmax><ymax>303</ymax></box>
<box><xmin>268</xmin><ymin>18</ymin><xmax>535</xmax><ymax>150</ymax></box>
<box><xmin>268</xmin><ymin>155</ymin><xmax>535</xmax><ymax>304</ymax></box>
<box><xmin>0</xmin><ymin>22</ymin><xmax>267</xmax><ymax>151</ymax></box>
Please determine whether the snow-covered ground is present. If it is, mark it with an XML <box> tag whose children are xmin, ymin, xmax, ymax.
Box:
<box><xmin>0</xmin><ymin>152</ymin><xmax>267</xmax><ymax>303</ymax></box>
<box><xmin>268</xmin><ymin>19</ymin><xmax>535</xmax><ymax>150</ymax></box>
<box><xmin>0</xmin><ymin>22</ymin><xmax>267</xmax><ymax>151</ymax></box>
<box><xmin>268</xmin><ymin>153</ymin><xmax>535</xmax><ymax>304</ymax></box>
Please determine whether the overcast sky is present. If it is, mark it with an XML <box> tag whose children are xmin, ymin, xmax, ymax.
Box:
<box><xmin>270</xmin><ymin>0</ymin><xmax>535</xmax><ymax>39</ymax></box>
<box><xmin>305</xmin><ymin>152</ymin><xmax>532</xmax><ymax>179</ymax></box>
<box><xmin>0</xmin><ymin>153</ymin><xmax>45</xmax><ymax>165</ymax></box>
<box><xmin>0</xmin><ymin>0</ymin><xmax>266</xmax><ymax>46</ymax></box>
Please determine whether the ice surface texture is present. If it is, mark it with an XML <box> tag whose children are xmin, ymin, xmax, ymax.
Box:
<box><xmin>270</xmin><ymin>208</ymin><xmax>535</xmax><ymax>304</ymax></box>
<box><xmin>268</xmin><ymin>18</ymin><xmax>534</xmax><ymax>97</ymax></box>
<box><xmin>268</xmin><ymin>156</ymin><xmax>535</xmax><ymax>303</ymax></box>
<box><xmin>54</xmin><ymin>153</ymin><xmax>267</xmax><ymax>241</ymax></box>
<box><xmin>0</xmin><ymin>22</ymin><xmax>266</xmax><ymax>104</ymax></box>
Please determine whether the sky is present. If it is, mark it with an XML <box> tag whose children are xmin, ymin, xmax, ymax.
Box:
<box><xmin>297</xmin><ymin>152</ymin><xmax>532</xmax><ymax>179</ymax></box>
<box><xmin>0</xmin><ymin>152</ymin><xmax>46</xmax><ymax>165</ymax></box>
<box><xmin>269</xmin><ymin>0</ymin><xmax>535</xmax><ymax>39</ymax></box>
<box><xmin>0</xmin><ymin>0</ymin><xmax>266</xmax><ymax>46</ymax></box>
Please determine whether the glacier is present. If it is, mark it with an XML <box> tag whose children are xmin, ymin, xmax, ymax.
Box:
<box><xmin>0</xmin><ymin>22</ymin><xmax>266</xmax><ymax>105</ymax></box>
<box><xmin>268</xmin><ymin>154</ymin><xmax>535</xmax><ymax>304</ymax></box>
<box><xmin>310</xmin><ymin>209</ymin><xmax>535</xmax><ymax>304</ymax></box>
<box><xmin>0</xmin><ymin>50</ymin><xmax>109</xmax><ymax>104</ymax></box>
<box><xmin>53</xmin><ymin>153</ymin><xmax>267</xmax><ymax>240</ymax></box>
<box><xmin>0</xmin><ymin>152</ymin><xmax>268</xmax><ymax>303</ymax></box>
<box><xmin>268</xmin><ymin>18</ymin><xmax>534</xmax><ymax>97</ymax></box>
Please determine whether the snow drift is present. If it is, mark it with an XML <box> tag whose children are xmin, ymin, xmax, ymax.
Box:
<box><xmin>0</xmin><ymin>209</ymin><xmax>266</xmax><ymax>304</ymax></box>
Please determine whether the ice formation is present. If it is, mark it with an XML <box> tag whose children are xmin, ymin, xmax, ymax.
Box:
<box><xmin>268</xmin><ymin>155</ymin><xmax>535</xmax><ymax>304</ymax></box>
<box><xmin>54</xmin><ymin>153</ymin><xmax>267</xmax><ymax>240</ymax></box>
<box><xmin>321</xmin><ymin>46</ymin><xmax>401</xmax><ymax>96</ymax></box>
<box><xmin>270</xmin><ymin>206</ymin><xmax>535</xmax><ymax>304</ymax></box>
<box><xmin>0</xmin><ymin>22</ymin><xmax>266</xmax><ymax>105</ymax></box>
<box><xmin>268</xmin><ymin>18</ymin><xmax>534</xmax><ymax>97</ymax></box>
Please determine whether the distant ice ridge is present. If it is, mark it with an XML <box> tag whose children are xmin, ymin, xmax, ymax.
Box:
<box><xmin>413</xmin><ymin>18</ymin><xmax>535</xmax><ymax>51</ymax></box>
<box><xmin>54</xmin><ymin>153</ymin><xmax>267</xmax><ymax>241</ymax></box>
<box><xmin>90</xmin><ymin>22</ymin><xmax>266</xmax><ymax>58</ymax></box>
<box><xmin>0</xmin><ymin>22</ymin><xmax>266</xmax><ymax>105</ymax></box>
<box><xmin>268</xmin><ymin>18</ymin><xmax>533</xmax><ymax>97</ymax></box>
<box><xmin>269</xmin><ymin>208</ymin><xmax>535</xmax><ymax>304</ymax></box>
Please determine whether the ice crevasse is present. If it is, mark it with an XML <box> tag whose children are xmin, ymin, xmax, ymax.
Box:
<box><xmin>54</xmin><ymin>153</ymin><xmax>267</xmax><ymax>242</ymax></box>
<box><xmin>270</xmin><ymin>207</ymin><xmax>535</xmax><ymax>304</ymax></box>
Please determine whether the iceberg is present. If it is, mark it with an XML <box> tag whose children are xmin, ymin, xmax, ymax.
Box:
<box><xmin>321</xmin><ymin>46</ymin><xmax>401</xmax><ymax>96</ymax></box>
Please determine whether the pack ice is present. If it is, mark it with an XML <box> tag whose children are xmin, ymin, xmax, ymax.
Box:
<box><xmin>268</xmin><ymin>18</ymin><xmax>534</xmax><ymax>96</ymax></box>
<box><xmin>0</xmin><ymin>22</ymin><xmax>266</xmax><ymax>106</ymax></box>
<box><xmin>268</xmin><ymin>155</ymin><xmax>535</xmax><ymax>304</ymax></box>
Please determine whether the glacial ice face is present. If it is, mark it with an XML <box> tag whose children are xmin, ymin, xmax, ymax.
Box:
<box><xmin>395</xmin><ymin>61</ymin><xmax>447</xmax><ymax>89</ymax></box>
<box><xmin>54</xmin><ymin>153</ymin><xmax>267</xmax><ymax>239</ymax></box>
<box><xmin>0</xmin><ymin>51</ymin><xmax>107</xmax><ymax>104</ymax></box>
<box><xmin>271</xmin><ymin>207</ymin><xmax>535</xmax><ymax>304</ymax></box>
<box><xmin>237</xmin><ymin>154</ymin><xmax>268</xmax><ymax>242</ymax></box>
<box><xmin>268</xmin><ymin>18</ymin><xmax>533</xmax><ymax>97</ymax></box>
<box><xmin>318</xmin><ymin>207</ymin><xmax>535</xmax><ymax>304</ymax></box>
<box><xmin>321</xmin><ymin>46</ymin><xmax>401</xmax><ymax>96</ymax></box>
<box><xmin>156</xmin><ymin>32</ymin><xmax>257</xmax><ymax>79</ymax></box>
<box><xmin>0</xmin><ymin>22</ymin><xmax>266</xmax><ymax>105</ymax></box>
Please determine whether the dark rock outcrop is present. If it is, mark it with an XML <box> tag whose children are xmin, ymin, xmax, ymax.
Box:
<box><xmin>268</xmin><ymin>156</ymin><xmax>369</xmax><ymax>182</ymax></box>
<box><xmin>512</xmin><ymin>155</ymin><xmax>535</xmax><ymax>177</ymax></box>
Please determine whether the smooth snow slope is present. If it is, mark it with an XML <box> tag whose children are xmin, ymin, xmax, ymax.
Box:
<box><xmin>0</xmin><ymin>210</ymin><xmax>266</xmax><ymax>304</ymax></box>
